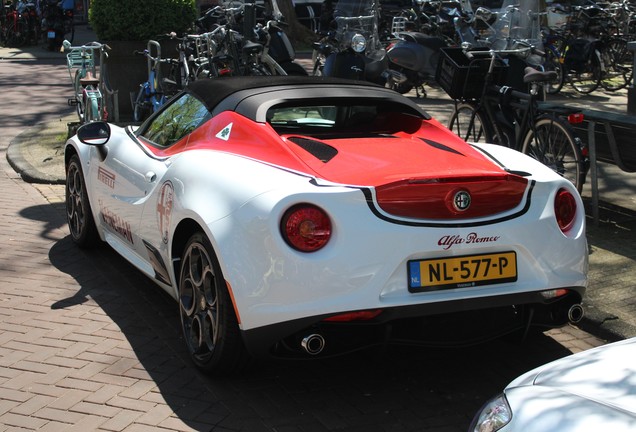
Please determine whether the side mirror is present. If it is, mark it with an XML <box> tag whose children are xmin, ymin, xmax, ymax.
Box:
<box><xmin>77</xmin><ymin>121</ymin><xmax>111</xmax><ymax>146</ymax></box>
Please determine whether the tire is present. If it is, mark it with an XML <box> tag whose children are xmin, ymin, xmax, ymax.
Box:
<box><xmin>448</xmin><ymin>103</ymin><xmax>493</xmax><ymax>143</ymax></box>
<box><xmin>66</xmin><ymin>155</ymin><xmax>99</xmax><ymax>248</ymax></box>
<box><xmin>132</xmin><ymin>85</ymin><xmax>151</xmax><ymax>123</ymax></box>
<box><xmin>178</xmin><ymin>232</ymin><xmax>249</xmax><ymax>374</ymax></box>
<box><xmin>85</xmin><ymin>89</ymin><xmax>100</xmax><ymax>122</ymax></box>
<box><xmin>74</xmin><ymin>69</ymin><xmax>85</xmax><ymax>122</ymax></box>
<box><xmin>100</xmin><ymin>64</ymin><xmax>115</xmax><ymax>121</ymax></box>
<box><xmin>600</xmin><ymin>38</ymin><xmax>632</xmax><ymax>92</ymax></box>
<box><xmin>522</xmin><ymin>116</ymin><xmax>585</xmax><ymax>192</ymax></box>
<box><xmin>569</xmin><ymin>49</ymin><xmax>601</xmax><ymax>94</ymax></box>
<box><xmin>6</xmin><ymin>20</ymin><xmax>26</xmax><ymax>47</ymax></box>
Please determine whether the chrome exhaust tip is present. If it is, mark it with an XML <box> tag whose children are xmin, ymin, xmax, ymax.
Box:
<box><xmin>301</xmin><ymin>334</ymin><xmax>325</xmax><ymax>355</ymax></box>
<box><xmin>568</xmin><ymin>304</ymin><xmax>584</xmax><ymax>323</ymax></box>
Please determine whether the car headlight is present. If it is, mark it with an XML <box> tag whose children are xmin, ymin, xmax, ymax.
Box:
<box><xmin>350</xmin><ymin>33</ymin><xmax>366</xmax><ymax>52</ymax></box>
<box><xmin>469</xmin><ymin>394</ymin><xmax>512</xmax><ymax>432</ymax></box>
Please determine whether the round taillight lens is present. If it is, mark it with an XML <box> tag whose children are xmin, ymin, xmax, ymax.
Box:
<box><xmin>554</xmin><ymin>188</ymin><xmax>577</xmax><ymax>232</ymax></box>
<box><xmin>281</xmin><ymin>204</ymin><xmax>332</xmax><ymax>252</ymax></box>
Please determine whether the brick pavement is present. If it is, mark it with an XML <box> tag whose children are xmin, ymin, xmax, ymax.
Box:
<box><xmin>0</xmin><ymin>25</ymin><xmax>632</xmax><ymax>432</ymax></box>
<box><xmin>0</xmin><ymin>157</ymin><xmax>219</xmax><ymax>431</ymax></box>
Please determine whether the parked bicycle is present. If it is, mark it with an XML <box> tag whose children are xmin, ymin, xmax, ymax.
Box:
<box><xmin>2</xmin><ymin>0</ymin><xmax>39</xmax><ymax>47</ymax></box>
<box><xmin>543</xmin><ymin>4</ymin><xmax>633</xmax><ymax>94</ymax></box>
<box><xmin>440</xmin><ymin>45</ymin><xmax>587</xmax><ymax>192</ymax></box>
<box><xmin>131</xmin><ymin>40</ymin><xmax>175</xmax><ymax>123</ymax></box>
<box><xmin>63</xmin><ymin>40</ymin><xmax>112</xmax><ymax>128</ymax></box>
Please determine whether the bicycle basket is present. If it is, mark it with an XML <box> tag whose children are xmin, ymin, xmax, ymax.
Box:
<box><xmin>66</xmin><ymin>49</ymin><xmax>95</xmax><ymax>70</ymax></box>
<box><xmin>436</xmin><ymin>47</ymin><xmax>508</xmax><ymax>99</ymax></box>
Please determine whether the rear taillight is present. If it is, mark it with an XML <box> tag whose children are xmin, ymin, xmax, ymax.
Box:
<box><xmin>554</xmin><ymin>188</ymin><xmax>577</xmax><ymax>232</ymax></box>
<box><xmin>281</xmin><ymin>204</ymin><xmax>332</xmax><ymax>252</ymax></box>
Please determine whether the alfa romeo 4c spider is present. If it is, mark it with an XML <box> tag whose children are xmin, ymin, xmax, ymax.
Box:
<box><xmin>65</xmin><ymin>76</ymin><xmax>587</xmax><ymax>373</ymax></box>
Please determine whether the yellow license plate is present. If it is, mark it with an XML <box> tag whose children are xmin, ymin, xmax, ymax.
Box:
<box><xmin>408</xmin><ymin>251</ymin><xmax>517</xmax><ymax>292</ymax></box>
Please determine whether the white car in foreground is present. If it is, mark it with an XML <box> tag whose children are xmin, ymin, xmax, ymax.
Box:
<box><xmin>470</xmin><ymin>337</ymin><xmax>636</xmax><ymax>432</ymax></box>
<box><xmin>65</xmin><ymin>76</ymin><xmax>588</xmax><ymax>374</ymax></box>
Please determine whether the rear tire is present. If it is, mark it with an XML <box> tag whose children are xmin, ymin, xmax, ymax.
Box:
<box><xmin>599</xmin><ymin>38</ymin><xmax>631</xmax><ymax>92</ymax></box>
<box><xmin>178</xmin><ymin>232</ymin><xmax>249</xmax><ymax>374</ymax></box>
<box><xmin>522</xmin><ymin>116</ymin><xmax>584</xmax><ymax>192</ymax></box>
<box><xmin>569</xmin><ymin>49</ymin><xmax>601</xmax><ymax>94</ymax></box>
<box><xmin>132</xmin><ymin>85</ymin><xmax>151</xmax><ymax>123</ymax></box>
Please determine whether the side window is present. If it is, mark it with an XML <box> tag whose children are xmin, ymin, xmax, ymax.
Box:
<box><xmin>139</xmin><ymin>93</ymin><xmax>211</xmax><ymax>148</ymax></box>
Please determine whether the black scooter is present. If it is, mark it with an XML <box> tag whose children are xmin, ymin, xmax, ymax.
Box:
<box><xmin>41</xmin><ymin>0</ymin><xmax>64</xmax><ymax>51</ymax></box>
<box><xmin>311</xmin><ymin>0</ymin><xmax>388</xmax><ymax>84</ymax></box>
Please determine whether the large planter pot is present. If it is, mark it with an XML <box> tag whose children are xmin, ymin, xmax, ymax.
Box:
<box><xmin>103</xmin><ymin>40</ymin><xmax>148</xmax><ymax>123</ymax></box>
<box><xmin>103</xmin><ymin>39</ymin><xmax>180</xmax><ymax>123</ymax></box>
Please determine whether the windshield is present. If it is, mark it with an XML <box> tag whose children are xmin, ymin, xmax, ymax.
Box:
<box><xmin>489</xmin><ymin>0</ymin><xmax>544</xmax><ymax>50</ymax></box>
<box><xmin>331</xmin><ymin>0</ymin><xmax>383</xmax><ymax>54</ymax></box>
<box><xmin>333</xmin><ymin>0</ymin><xmax>376</xmax><ymax>17</ymax></box>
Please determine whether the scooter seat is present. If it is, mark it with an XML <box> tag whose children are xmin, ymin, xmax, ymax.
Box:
<box><xmin>396</xmin><ymin>32</ymin><xmax>446</xmax><ymax>51</ymax></box>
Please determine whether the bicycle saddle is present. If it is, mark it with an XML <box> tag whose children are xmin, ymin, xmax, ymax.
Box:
<box><xmin>523</xmin><ymin>67</ymin><xmax>557</xmax><ymax>84</ymax></box>
<box><xmin>80</xmin><ymin>72</ymin><xmax>100</xmax><ymax>87</ymax></box>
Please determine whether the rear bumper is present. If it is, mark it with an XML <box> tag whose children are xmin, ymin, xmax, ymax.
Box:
<box><xmin>241</xmin><ymin>287</ymin><xmax>585</xmax><ymax>359</ymax></box>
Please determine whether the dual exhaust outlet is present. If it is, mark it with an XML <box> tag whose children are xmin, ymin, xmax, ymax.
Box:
<box><xmin>299</xmin><ymin>304</ymin><xmax>584</xmax><ymax>355</ymax></box>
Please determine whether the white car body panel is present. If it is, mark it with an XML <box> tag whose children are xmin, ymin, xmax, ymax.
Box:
<box><xmin>65</xmin><ymin>77</ymin><xmax>588</xmax><ymax>361</ymax></box>
<box><xmin>498</xmin><ymin>337</ymin><xmax>636</xmax><ymax>432</ymax></box>
<box><xmin>69</xmin><ymin>129</ymin><xmax>588</xmax><ymax>331</ymax></box>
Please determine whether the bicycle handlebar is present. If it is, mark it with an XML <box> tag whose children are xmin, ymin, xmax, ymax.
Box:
<box><xmin>63</xmin><ymin>40</ymin><xmax>110</xmax><ymax>52</ymax></box>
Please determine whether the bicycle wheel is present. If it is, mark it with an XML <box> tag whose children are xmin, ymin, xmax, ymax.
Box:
<box><xmin>99</xmin><ymin>63</ymin><xmax>115</xmax><ymax>121</ymax></box>
<box><xmin>86</xmin><ymin>88</ymin><xmax>101</xmax><ymax>122</ymax></box>
<box><xmin>448</xmin><ymin>102</ymin><xmax>493</xmax><ymax>143</ymax></box>
<box><xmin>84</xmin><ymin>93</ymin><xmax>95</xmax><ymax>122</ymax></box>
<box><xmin>5</xmin><ymin>19</ymin><xmax>26</xmax><ymax>47</ymax></box>
<box><xmin>569</xmin><ymin>49</ymin><xmax>601</xmax><ymax>94</ymax></box>
<box><xmin>599</xmin><ymin>38</ymin><xmax>632</xmax><ymax>92</ymax></box>
<box><xmin>132</xmin><ymin>86</ymin><xmax>151</xmax><ymax>123</ymax></box>
<box><xmin>73</xmin><ymin>69</ymin><xmax>85</xmax><ymax>123</ymax></box>
<box><xmin>521</xmin><ymin>115</ymin><xmax>584</xmax><ymax>192</ymax></box>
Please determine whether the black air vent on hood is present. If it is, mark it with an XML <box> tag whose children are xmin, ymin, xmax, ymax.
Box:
<box><xmin>419</xmin><ymin>138</ymin><xmax>466</xmax><ymax>156</ymax></box>
<box><xmin>287</xmin><ymin>136</ymin><xmax>338</xmax><ymax>162</ymax></box>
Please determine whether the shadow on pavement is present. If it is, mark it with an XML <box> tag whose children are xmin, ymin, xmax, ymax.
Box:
<box><xmin>44</xmin><ymin>235</ymin><xmax>575</xmax><ymax>431</ymax></box>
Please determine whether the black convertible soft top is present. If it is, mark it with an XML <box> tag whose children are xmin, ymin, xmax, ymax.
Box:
<box><xmin>187</xmin><ymin>76</ymin><xmax>382</xmax><ymax>111</ymax></box>
<box><xmin>186</xmin><ymin>75</ymin><xmax>430</xmax><ymax>121</ymax></box>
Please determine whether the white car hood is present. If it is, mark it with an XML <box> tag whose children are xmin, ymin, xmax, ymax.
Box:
<box><xmin>504</xmin><ymin>338</ymin><xmax>636</xmax><ymax>432</ymax></box>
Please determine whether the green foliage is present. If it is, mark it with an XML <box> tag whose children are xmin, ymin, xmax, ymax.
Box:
<box><xmin>89</xmin><ymin>0</ymin><xmax>197</xmax><ymax>41</ymax></box>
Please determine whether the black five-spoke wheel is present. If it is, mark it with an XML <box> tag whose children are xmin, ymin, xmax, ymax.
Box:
<box><xmin>179</xmin><ymin>232</ymin><xmax>247</xmax><ymax>374</ymax></box>
<box><xmin>66</xmin><ymin>155</ymin><xmax>98</xmax><ymax>247</ymax></box>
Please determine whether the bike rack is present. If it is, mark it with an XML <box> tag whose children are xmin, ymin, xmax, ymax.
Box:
<box><xmin>579</xmin><ymin>111</ymin><xmax>636</xmax><ymax>226</ymax></box>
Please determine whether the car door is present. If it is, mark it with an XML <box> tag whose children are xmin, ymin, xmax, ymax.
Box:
<box><xmin>89</xmin><ymin>92</ymin><xmax>211</xmax><ymax>275</ymax></box>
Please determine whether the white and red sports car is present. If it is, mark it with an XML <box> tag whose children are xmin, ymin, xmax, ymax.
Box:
<box><xmin>65</xmin><ymin>76</ymin><xmax>588</xmax><ymax>374</ymax></box>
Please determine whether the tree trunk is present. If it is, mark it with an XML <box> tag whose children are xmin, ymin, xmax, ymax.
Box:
<box><xmin>276</xmin><ymin>0</ymin><xmax>318</xmax><ymax>48</ymax></box>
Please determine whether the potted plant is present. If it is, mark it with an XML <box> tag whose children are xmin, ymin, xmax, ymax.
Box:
<box><xmin>89</xmin><ymin>0</ymin><xmax>197</xmax><ymax>120</ymax></box>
